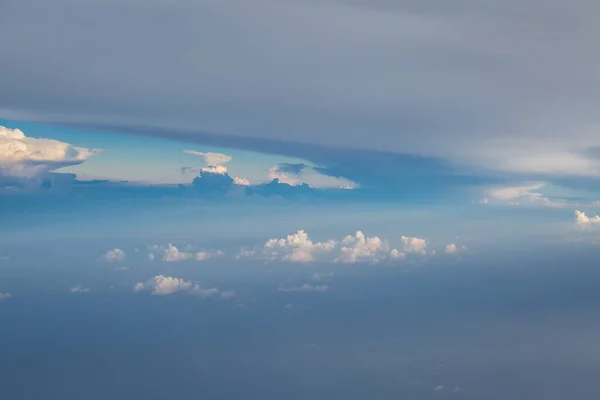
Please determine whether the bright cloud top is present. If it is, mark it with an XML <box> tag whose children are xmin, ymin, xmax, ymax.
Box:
<box><xmin>133</xmin><ymin>275</ymin><xmax>225</xmax><ymax>298</ymax></box>
<box><xmin>575</xmin><ymin>210</ymin><xmax>600</xmax><ymax>228</ymax></box>
<box><xmin>251</xmin><ymin>230</ymin><xmax>432</xmax><ymax>264</ymax></box>
<box><xmin>482</xmin><ymin>183</ymin><xmax>564</xmax><ymax>208</ymax></box>
<box><xmin>0</xmin><ymin>125</ymin><xmax>99</xmax><ymax>178</ymax></box>
<box><xmin>184</xmin><ymin>150</ymin><xmax>232</xmax><ymax>166</ymax></box>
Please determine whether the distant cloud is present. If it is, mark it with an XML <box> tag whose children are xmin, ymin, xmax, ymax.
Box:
<box><xmin>0</xmin><ymin>293</ymin><xmax>11</xmax><ymax>300</ymax></box>
<box><xmin>483</xmin><ymin>183</ymin><xmax>565</xmax><ymax>207</ymax></box>
<box><xmin>133</xmin><ymin>275</ymin><xmax>219</xmax><ymax>297</ymax></box>
<box><xmin>575</xmin><ymin>210</ymin><xmax>600</xmax><ymax>228</ymax></box>
<box><xmin>444</xmin><ymin>243</ymin><xmax>467</xmax><ymax>254</ymax></box>
<box><xmin>115</xmin><ymin>265</ymin><xmax>130</xmax><ymax>271</ymax></box>
<box><xmin>103</xmin><ymin>248</ymin><xmax>125</xmax><ymax>262</ymax></box>
<box><xmin>195</xmin><ymin>249</ymin><xmax>223</xmax><ymax>261</ymax></box>
<box><xmin>236</xmin><ymin>230</ymin><xmax>438</xmax><ymax>264</ymax></box>
<box><xmin>219</xmin><ymin>291</ymin><xmax>236</xmax><ymax>299</ymax></box>
<box><xmin>0</xmin><ymin>125</ymin><xmax>100</xmax><ymax>179</ymax></box>
<box><xmin>162</xmin><ymin>244</ymin><xmax>192</xmax><ymax>262</ymax></box>
<box><xmin>70</xmin><ymin>285</ymin><xmax>90</xmax><ymax>293</ymax></box>
<box><xmin>434</xmin><ymin>385</ymin><xmax>445</xmax><ymax>392</ymax></box>
<box><xmin>278</xmin><ymin>284</ymin><xmax>328</xmax><ymax>293</ymax></box>
<box><xmin>264</xmin><ymin>230</ymin><xmax>336</xmax><ymax>263</ymax></box>
<box><xmin>183</xmin><ymin>150</ymin><xmax>232</xmax><ymax>166</ymax></box>
<box><xmin>233</xmin><ymin>176</ymin><xmax>250</xmax><ymax>186</ymax></box>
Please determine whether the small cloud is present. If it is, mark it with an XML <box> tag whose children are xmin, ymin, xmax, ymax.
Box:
<box><xmin>133</xmin><ymin>275</ymin><xmax>219</xmax><ymax>297</ymax></box>
<box><xmin>284</xmin><ymin>303</ymin><xmax>294</xmax><ymax>308</ymax></box>
<box><xmin>575</xmin><ymin>209</ymin><xmax>600</xmax><ymax>228</ymax></box>
<box><xmin>335</xmin><ymin>231</ymin><xmax>388</xmax><ymax>264</ymax></box>
<box><xmin>0</xmin><ymin>292</ymin><xmax>12</xmax><ymax>300</ymax></box>
<box><xmin>265</xmin><ymin>230</ymin><xmax>336</xmax><ymax>263</ymax></box>
<box><xmin>195</xmin><ymin>249</ymin><xmax>224</xmax><ymax>261</ymax></box>
<box><xmin>70</xmin><ymin>285</ymin><xmax>90</xmax><ymax>293</ymax></box>
<box><xmin>162</xmin><ymin>244</ymin><xmax>192</xmax><ymax>262</ymax></box>
<box><xmin>148</xmin><ymin>253</ymin><xmax>155</xmax><ymax>261</ymax></box>
<box><xmin>434</xmin><ymin>385</ymin><xmax>445</xmax><ymax>392</ymax></box>
<box><xmin>389</xmin><ymin>248</ymin><xmax>407</xmax><ymax>260</ymax></box>
<box><xmin>235</xmin><ymin>249</ymin><xmax>256</xmax><ymax>259</ymax></box>
<box><xmin>401</xmin><ymin>236</ymin><xmax>427</xmax><ymax>254</ymax></box>
<box><xmin>115</xmin><ymin>265</ymin><xmax>130</xmax><ymax>271</ymax></box>
<box><xmin>183</xmin><ymin>150</ymin><xmax>232</xmax><ymax>166</ymax></box>
<box><xmin>103</xmin><ymin>248</ymin><xmax>125</xmax><ymax>262</ymax></box>
<box><xmin>233</xmin><ymin>176</ymin><xmax>250</xmax><ymax>186</ymax></box>
<box><xmin>278</xmin><ymin>284</ymin><xmax>328</xmax><ymax>292</ymax></box>
<box><xmin>444</xmin><ymin>243</ymin><xmax>467</xmax><ymax>254</ymax></box>
<box><xmin>484</xmin><ymin>182</ymin><xmax>565</xmax><ymax>207</ymax></box>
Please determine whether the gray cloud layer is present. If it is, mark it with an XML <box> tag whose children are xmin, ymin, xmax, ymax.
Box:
<box><xmin>2</xmin><ymin>0</ymin><xmax>600</xmax><ymax>177</ymax></box>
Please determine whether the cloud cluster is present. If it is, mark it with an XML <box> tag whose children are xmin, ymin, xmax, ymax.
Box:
<box><xmin>575</xmin><ymin>210</ymin><xmax>600</xmax><ymax>228</ymax></box>
<box><xmin>242</xmin><ymin>230</ymin><xmax>432</xmax><ymax>264</ymax></box>
<box><xmin>444</xmin><ymin>243</ymin><xmax>467</xmax><ymax>254</ymax></box>
<box><xmin>0</xmin><ymin>125</ymin><xmax>99</xmax><ymax>179</ymax></box>
<box><xmin>133</xmin><ymin>275</ymin><xmax>229</xmax><ymax>298</ymax></box>
<box><xmin>148</xmin><ymin>244</ymin><xmax>223</xmax><ymax>262</ymax></box>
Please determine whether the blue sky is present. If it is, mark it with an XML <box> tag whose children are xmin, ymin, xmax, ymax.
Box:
<box><xmin>2</xmin><ymin>1</ymin><xmax>600</xmax><ymax>399</ymax></box>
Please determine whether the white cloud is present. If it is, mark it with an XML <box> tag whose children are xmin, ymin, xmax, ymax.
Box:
<box><xmin>183</xmin><ymin>150</ymin><xmax>232</xmax><ymax>166</ymax></box>
<box><xmin>278</xmin><ymin>284</ymin><xmax>328</xmax><ymax>292</ymax></box>
<box><xmin>103</xmin><ymin>248</ymin><xmax>125</xmax><ymax>262</ymax></box>
<box><xmin>195</xmin><ymin>249</ymin><xmax>223</xmax><ymax>261</ymax></box>
<box><xmin>434</xmin><ymin>385</ymin><xmax>445</xmax><ymax>392</ymax></box>
<box><xmin>389</xmin><ymin>248</ymin><xmax>407</xmax><ymax>260</ymax></box>
<box><xmin>200</xmin><ymin>164</ymin><xmax>228</xmax><ymax>175</ymax></box>
<box><xmin>162</xmin><ymin>244</ymin><xmax>192</xmax><ymax>262</ymax></box>
<box><xmin>148</xmin><ymin>253</ymin><xmax>155</xmax><ymax>261</ymax></box>
<box><xmin>484</xmin><ymin>183</ymin><xmax>565</xmax><ymax>207</ymax></box>
<box><xmin>445</xmin><ymin>243</ymin><xmax>467</xmax><ymax>254</ymax></box>
<box><xmin>311</xmin><ymin>271</ymin><xmax>334</xmax><ymax>281</ymax></box>
<box><xmin>264</xmin><ymin>230</ymin><xmax>336</xmax><ymax>263</ymax></box>
<box><xmin>70</xmin><ymin>285</ymin><xmax>90</xmax><ymax>293</ymax></box>
<box><xmin>268</xmin><ymin>166</ymin><xmax>302</xmax><ymax>186</ymax></box>
<box><xmin>133</xmin><ymin>275</ymin><xmax>220</xmax><ymax>297</ymax></box>
<box><xmin>401</xmin><ymin>236</ymin><xmax>427</xmax><ymax>254</ymax></box>
<box><xmin>335</xmin><ymin>231</ymin><xmax>390</xmax><ymax>264</ymax></box>
<box><xmin>0</xmin><ymin>125</ymin><xmax>100</xmax><ymax>178</ymax></box>
<box><xmin>0</xmin><ymin>292</ymin><xmax>11</xmax><ymax>300</ymax></box>
<box><xmin>575</xmin><ymin>210</ymin><xmax>600</xmax><ymax>228</ymax></box>
<box><xmin>233</xmin><ymin>176</ymin><xmax>250</xmax><ymax>186</ymax></box>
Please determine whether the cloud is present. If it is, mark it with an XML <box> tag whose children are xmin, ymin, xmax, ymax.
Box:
<box><xmin>278</xmin><ymin>284</ymin><xmax>328</xmax><ymax>293</ymax></box>
<box><xmin>483</xmin><ymin>183</ymin><xmax>565</xmax><ymax>207</ymax></box>
<box><xmin>444</xmin><ymin>243</ymin><xmax>466</xmax><ymax>254</ymax></box>
<box><xmin>0</xmin><ymin>125</ymin><xmax>100</xmax><ymax>179</ymax></box>
<box><xmin>103</xmin><ymin>248</ymin><xmax>125</xmax><ymax>262</ymax></box>
<box><xmin>148</xmin><ymin>253</ymin><xmax>155</xmax><ymax>261</ymax></box>
<box><xmin>268</xmin><ymin>166</ymin><xmax>303</xmax><ymax>186</ymax></box>
<box><xmin>133</xmin><ymin>275</ymin><xmax>219</xmax><ymax>297</ymax></box>
<box><xmin>0</xmin><ymin>293</ymin><xmax>12</xmax><ymax>300</ymax></box>
<box><xmin>233</xmin><ymin>176</ymin><xmax>250</xmax><ymax>186</ymax></box>
<box><xmin>400</xmin><ymin>236</ymin><xmax>427</xmax><ymax>254</ymax></box>
<box><xmin>183</xmin><ymin>150</ymin><xmax>231</xmax><ymax>165</ymax></box>
<box><xmin>575</xmin><ymin>210</ymin><xmax>600</xmax><ymax>228</ymax></box>
<box><xmin>195</xmin><ymin>249</ymin><xmax>223</xmax><ymax>261</ymax></box>
<box><xmin>70</xmin><ymin>285</ymin><xmax>90</xmax><ymax>293</ymax></box>
<box><xmin>115</xmin><ymin>265</ymin><xmax>130</xmax><ymax>271</ymax></box>
<box><xmin>162</xmin><ymin>244</ymin><xmax>192</xmax><ymax>262</ymax></box>
<box><xmin>200</xmin><ymin>165</ymin><xmax>228</xmax><ymax>175</ymax></box>
<box><xmin>335</xmin><ymin>231</ymin><xmax>390</xmax><ymax>264</ymax></box>
<box><xmin>264</xmin><ymin>230</ymin><xmax>336</xmax><ymax>263</ymax></box>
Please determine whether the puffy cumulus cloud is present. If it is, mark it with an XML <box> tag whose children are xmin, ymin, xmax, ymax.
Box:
<box><xmin>183</xmin><ymin>150</ymin><xmax>232</xmax><ymax>166</ymax></box>
<box><xmin>575</xmin><ymin>210</ymin><xmax>600</xmax><ymax>228</ymax></box>
<box><xmin>335</xmin><ymin>231</ymin><xmax>390</xmax><ymax>264</ymax></box>
<box><xmin>239</xmin><ymin>230</ymin><xmax>435</xmax><ymax>264</ymax></box>
<box><xmin>133</xmin><ymin>275</ymin><xmax>219</xmax><ymax>297</ymax></box>
<box><xmin>195</xmin><ymin>249</ymin><xmax>223</xmax><ymax>261</ymax></box>
<box><xmin>0</xmin><ymin>125</ymin><xmax>99</xmax><ymax>178</ymax></box>
<box><xmin>264</xmin><ymin>230</ymin><xmax>336</xmax><ymax>263</ymax></box>
<box><xmin>278</xmin><ymin>284</ymin><xmax>328</xmax><ymax>293</ymax></box>
<box><xmin>70</xmin><ymin>285</ymin><xmax>90</xmax><ymax>293</ymax></box>
<box><xmin>0</xmin><ymin>292</ymin><xmax>12</xmax><ymax>300</ymax></box>
<box><xmin>103</xmin><ymin>248</ymin><xmax>125</xmax><ymax>262</ymax></box>
<box><xmin>162</xmin><ymin>244</ymin><xmax>192</xmax><ymax>262</ymax></box>
<box><xmin>200</xmin><ymin>165</ymin><xmax>228</xmax><ymax>175</ymax></box>
<box><xmin>401</xmin><ymin>236</ymin><xmax>428</xmax><ymax>254</ymax></box>
<box><xmin>483</xmin><ymin>183</ymin><xmax>565</xmax><ymax>208</ymax></box>
<box><xmin>444</xmin><ymin>243</ymin><xmax>467</xmax><ymax>254</ymax></box>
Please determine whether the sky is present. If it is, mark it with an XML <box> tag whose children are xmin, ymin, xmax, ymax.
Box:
<box><xmin>2</xmin><ymin>1</ymin><xmax>600</xmax><ymax>399</ymax></box>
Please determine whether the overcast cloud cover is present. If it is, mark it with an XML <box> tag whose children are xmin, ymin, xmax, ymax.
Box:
<box><xmin>2</xmin><ymin>2</ymin><xmax>600</xmax><ymax>400</ymax></box>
